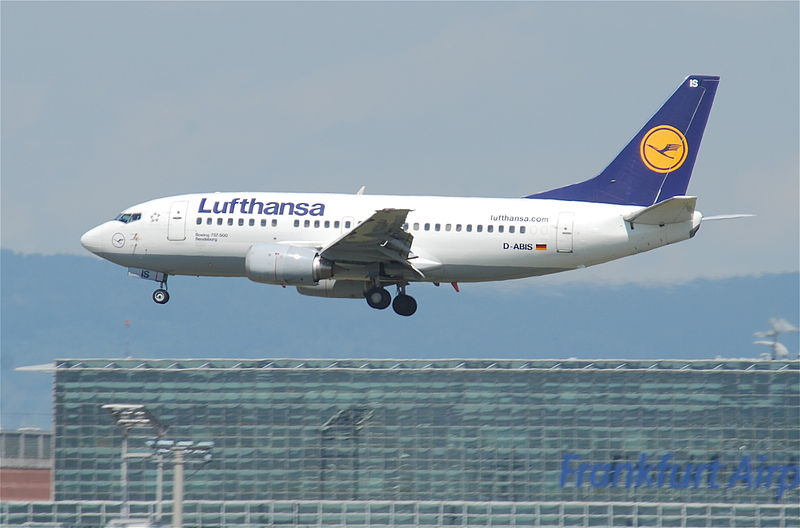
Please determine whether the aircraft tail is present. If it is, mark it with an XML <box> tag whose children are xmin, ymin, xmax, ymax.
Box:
<box><xmin>527</xmin><ymin>75</ymin><xmax>720</xmax><ymax>206</ymax></box>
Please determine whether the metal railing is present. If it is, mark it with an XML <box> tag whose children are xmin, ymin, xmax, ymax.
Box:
<box><xmin>2</xmin><ymin>500</ymin><xmax>795</xmax><ymax>528</ymax></box>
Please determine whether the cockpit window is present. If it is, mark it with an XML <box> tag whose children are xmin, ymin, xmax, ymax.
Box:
<box><xmin>114</xmin><ymin>213</ymin><xmax>142</xmax><ymax>224</ymax></box>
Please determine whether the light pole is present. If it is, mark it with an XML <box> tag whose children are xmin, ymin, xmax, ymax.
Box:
<box><xmin>102</xmin><ymin>404</ymin><xmax>166</xmax><ymax>521</ymax></box>
<box><xmin>146</xmin><ymin>439</ymin><xmax>214</xmax><ymax>528</ymax></box>
<box><xmin>139</xmin><ymin>439</ymin><xmax>175</xmax><ymax>524</ymax></box>
<box><xmin>172</xmin><ymin>448</ymin><xmax>184</xmax><ymax>528</ymax></box>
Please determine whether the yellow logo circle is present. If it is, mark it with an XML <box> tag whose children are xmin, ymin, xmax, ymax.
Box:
<box><xmin>639</xmin><ymin>125</ymin><xmax>688</xmax><ymax>173</ymax></box>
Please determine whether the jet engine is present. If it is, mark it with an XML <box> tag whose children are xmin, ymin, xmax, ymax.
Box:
<box><xmin>296</xmin><ymin>279</ymin><xmax>367</xmax><ymax>299</ymax></box>
<box><xmin>245</xmin><ymin>243</ymin><xmax>332</xmax><ymax>286</ymax></box>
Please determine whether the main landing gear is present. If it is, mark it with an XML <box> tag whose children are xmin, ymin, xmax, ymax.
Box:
<box><xmin>365</xmin><ymin>286</ymin><xmax>391</xmax><ymax>310</ymax></box>
<box><xmin>152</xmin><ymin>277</ymin><xmax>170</xmax><ymax>304</ymax></box>
<box><xmin>364</xmin><ymin>283</ymin><xmax>417</xmax><ymax>316</ymax></box>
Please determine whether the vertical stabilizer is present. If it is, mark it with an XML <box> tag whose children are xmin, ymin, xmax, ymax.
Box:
<box><xmin>527</xmin><ymin>76</ymin><xmax>720</xmax><ymax>206</ymax></box>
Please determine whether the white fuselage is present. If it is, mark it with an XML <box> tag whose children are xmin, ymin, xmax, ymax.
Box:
<box><xmin>80</xmin><ymin>192</ymin><xmax>701</xmax><ymax>283</ymax></box>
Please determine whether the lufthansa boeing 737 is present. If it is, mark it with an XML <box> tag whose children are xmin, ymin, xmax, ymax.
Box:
<box><xmin>81</xmin><ymin>75</ymin><xmax>742</xmax><ymax>316</ymax></box>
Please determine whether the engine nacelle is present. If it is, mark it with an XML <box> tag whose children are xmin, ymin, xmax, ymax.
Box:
<box><xmin>245</xmin><ymin>243</ymin><xmax>332</xmax><ymax>286</ymax></box>
<box><xmin>296</xmin><ymin>279</ymin><xmax>367</xmax><ymax>299</ymax></box>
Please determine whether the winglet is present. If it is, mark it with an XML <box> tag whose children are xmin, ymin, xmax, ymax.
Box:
<box><xmin>356</xmin><ymin>185</ymin><xmax>366</xmax><ymax>195</ymax></box>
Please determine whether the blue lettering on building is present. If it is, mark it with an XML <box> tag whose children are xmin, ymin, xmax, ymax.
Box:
<box><xmin>560</xmin><ymin>453</ymin><xmax>799</xmax><ymax>500</ymax></box>
<box><xmin>198</xmin><ymin>198</ymin><xmax>325</xmax><ymax>217</ymax></box>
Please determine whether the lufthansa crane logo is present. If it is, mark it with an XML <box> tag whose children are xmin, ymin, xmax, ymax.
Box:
<box><xmin>640</xmin><ymin>125</ymin><xmax>688</xmax><ymax>173</ymax></box>
<box><xmin>112</xmin><ymin>233</ymin><xmax>125</xmax><ymax>248</ymax></box>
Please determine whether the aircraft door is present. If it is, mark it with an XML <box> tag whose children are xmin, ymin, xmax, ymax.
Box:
<box><xmin>167</xmin><ymin>201</ymin><xmax>189</xmax><ymax>241</ymax></box>
<box><xmin>557</xmin><ymin>212</ymin><xmax>574</xmax><ymax>253</ymax></box>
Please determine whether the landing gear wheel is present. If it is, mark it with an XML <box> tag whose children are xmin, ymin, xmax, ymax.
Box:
<box><xmin>365</xmin><ymin>287</ymin><xmax>391</xmax><ymax>310</ymax></box>
<box><xmin>392</xmin><ymin>294</ymin><xmax>417</xmax><ymax>317</ymax></box>
<box><xmin>153</xmin><ymin>289</ymin><xmax>170</xmax><ymax>304</ymax></box>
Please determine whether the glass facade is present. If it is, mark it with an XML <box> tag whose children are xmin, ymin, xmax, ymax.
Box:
<box><xmin>51</xmin><ymin>359</ymin><xmax>799</xmax><ymax>508</ymax></box>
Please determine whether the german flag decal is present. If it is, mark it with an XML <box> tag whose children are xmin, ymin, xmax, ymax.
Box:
<box><xmin>536</xmin><ymin>244</ymin><xmax>547</xmax><ymax>251</ymax></box>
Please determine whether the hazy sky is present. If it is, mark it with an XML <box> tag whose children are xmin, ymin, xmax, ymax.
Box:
<box><xmin>2</xmin><ymin>2</ymin><xmax>798</xmax><ymax>286</ymax></box>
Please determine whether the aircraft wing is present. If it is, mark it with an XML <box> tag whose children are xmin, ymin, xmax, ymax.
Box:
<box><xmin>320</xmin><ymin>208</ymin><xmax>423</xmax><ymax>276</ymax></box>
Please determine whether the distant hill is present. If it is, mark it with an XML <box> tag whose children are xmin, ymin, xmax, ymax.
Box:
<box><xmin>2</xmin><ymin>249</ymin><xmax>798</xmax><ymax>429</ymax></box>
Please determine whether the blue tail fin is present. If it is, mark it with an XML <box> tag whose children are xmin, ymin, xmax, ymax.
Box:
<box><xmin>526</xmin><ymin>75</ymin><xmax>720</xmax><ymax>206</ymax></box>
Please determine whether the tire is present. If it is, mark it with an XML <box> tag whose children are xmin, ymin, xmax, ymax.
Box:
<box><xmin>365</xmin><ymin>287</ymin><xmax>391</xmax><ymax>310</ymax></box>
<box><xmin>392</xmin><ymin>294</ymin><xmax>417</xmax><ymax>316</ymax></box>
<box><xmin>153</xmin><ymin>289</ymin><xmax>170</xmax><ymax>304</ymax></box>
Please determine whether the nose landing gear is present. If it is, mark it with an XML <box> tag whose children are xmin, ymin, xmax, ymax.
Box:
<box><xmin>152</xmin><ymin>277</ymin><xmax>170</xmax><ymax>304</ymax></box>
<box><xmin>152</xmin><ymin>289</ymin><xmax>170</xmax><ymax>304</ymax></box>
<box><xmin>127</xmin><ymin>267</ymin><xmax>171</xmax><ymax>305</ymax></box>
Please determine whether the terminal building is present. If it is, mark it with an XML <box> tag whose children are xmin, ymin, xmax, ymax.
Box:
<box><xmin>2</xmin><ymin>358</ymin><xmax>799</xmax><ymax>527</ymax></box>
<box><xmin>0</xmin><ymin>429</ymin><xmax>52</xmax><ymax>501</ymax></box>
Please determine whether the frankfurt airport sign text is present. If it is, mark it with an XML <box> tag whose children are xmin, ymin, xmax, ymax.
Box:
<box><xmin>560</xmin><ymin>453</ymin><xmax>799</xmax><ymax>500</ymax></box>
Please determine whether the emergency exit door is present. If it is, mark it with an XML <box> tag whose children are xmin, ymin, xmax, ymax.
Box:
<box><xmin>557</xmin><ymin>212</ymin><xmax>574</xmax><ymax>253</ymax></box>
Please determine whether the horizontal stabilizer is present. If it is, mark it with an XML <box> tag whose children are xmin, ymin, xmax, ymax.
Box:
<box><xmin>623</xmin><ymin>196</ymin><xmax>697</xmax><ymax>225</ymax></box>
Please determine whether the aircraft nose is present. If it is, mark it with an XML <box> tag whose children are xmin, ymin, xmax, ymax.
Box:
<box><xmin>80</xmin><ymin>225</ymin><xmax>105</xmax><ymax>254</ymax></box>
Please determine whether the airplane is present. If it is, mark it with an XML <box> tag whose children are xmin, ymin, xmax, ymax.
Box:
<box><xmin>81</xmin><ymin>75</ymin><xmax>746</xmax><ymax>316</ymax></box>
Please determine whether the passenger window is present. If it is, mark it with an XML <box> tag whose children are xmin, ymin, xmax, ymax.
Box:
<box><xmin>228</xmin><ymin>218</ymin><xmax>233</xmax><ymax>226</ymax></box>
<box><xmin>413</xmin><ymin>223</ymin><xmax>420</xmax><ymax>231</ymax></box>
<box><xmin>477</xmin><ymin>225</ymin><xmax>483</xmax><ymax>232</ymax></box>
<box><xmin>509</xmin><ymin>225</ymin><xmax>515</xmax><ymax>233</ymax></box>
<box><xmin>345</xmin><ymin>221</ymin><xmax>351</xmax><ymax>228</ymax></box>
<box><xmin>314</xmin><ymin>220</ymin><xmax>320</xmax><ymax>228</ymax></box>
<box><xmin>334</xmin><ymin>221</ymin><xmax>340</xmax><ymax>228</ymax></box>
<box><xmin>435</xmin><ymin>223</ymin><xmax>441</xmax><ymax>232</ymax></box>
<box><xmin>249</xmin><ymin>219</ymin><xmax>255</xmax><ymax>226</ymax></box>
<box><xmin>456</xmin><ymin>224</ymin><xmax>462</xmax><ymax>232</ymax></box>
<box><xmin>272</xmin><ymin>219</ymin><xmax>278</xmax><ymax>227</ymax></box>
<box><xmin>424</xmin><ymin>223</ymin><xmax>430</xmax><ymax>231</ymax></box>
<box><xmin>498</xmin><ymin>225</ymin><xmax>504</xmax><ymax>233</ymax></box>
<box><xmin>402</xmin><ymin>223</ymin><xmax>409</xmax><ymax>231</ymax></box>
<box><xmin>196</xmin><ymin>218</ymin><xmax>202</xmax><ymax>225</ymax></box>
<box><xmin>520</xmin><ymin>226</ymin><xmax>526</xmax><ymax>234</ymax></box>
<box><xmin>487</xmin><ymin>225</ymin><xmax>494</xmax><ymax>233</ymax></box>
<box><xmin>206</xmin><ymin>218</ymin><xmax>212</xmax><ymax>225</ymax></box>
<box><xmin>294</xmin><ymin>220</ymin><xmax>300</xmax><ymax>228</ymax></box>
<box><xmin>445</xmin><ymin>224</ymin><xmax>452</xmax><ymax>231</ymax></box>
<box><xmin>324</xmin><ymin>220</ymin><xmax>330</xmax><ymax>228</ymax></box>
<box><xmin>466</xmin><ymin>225</ymin><xmax>472</xmax><ymax>232</ymax></box>
<box><xmin>217</xmin><ymin>218</ymin><xmax>223</xmax><ymax>226</ymax></box>
<box><xmin>261</xmin><ymin>219</ymin><xmax>266</xmax><ymax>227</ymax></box>
<box><xmin>238</xmin><ymin>219</ymin><xmax>244</xmax><ymax>226</ymax></box>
